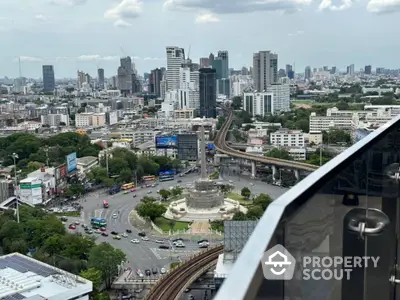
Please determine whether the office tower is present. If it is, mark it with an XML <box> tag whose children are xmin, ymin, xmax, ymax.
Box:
<box><xmin>217</xmin><ymin>51</ymin><xmax>229</xmax><ymax>78</ymax></box>
<box><xmin>285</xmin><ymin>64</ymin><xmax>292</xmax><ymax>76</ymax></box>
<box><xmin>199</xmin><ymin>57</ymin><xmax>210</xmax><ymax>68</ymax></box>
<box><xmin>364</xmin><ymin>65</ymin><xmax>372</xmax><ymax>75</ymax></box>
<box><xmin>149</xmin><ymin>68</ymin><xmax>163</xmax><ymax>97</ymax></box>
<box><xmin>118</xmin><ymin>56</ymin><xmax>133</xmax><ymax>93</ymax></box>
<box><xmin>347</xmin><ymin>64</ymin><xmax>355</xmax><ymax>76</ymax></box>
<box><xmin>97</xmin><ymin>68</ymin><xmax>105</xmax><ymax>89</ymax></box>
<box><xmin>209</xmin><ymin>53</ymin><xmax>214</xmax><ymax>62</ymax></box>
<box><xmin>287</xmin><ymin>70</ymin><xmax>294</xmax><ymax>80</ymax></box>
<box><xmin>323</xmin><ymin>66</ymin><xmax>328</xmax><ymax>71</ymax></box>
<box><xmin>278</xmin><ymin>69</ymin><xmax>286</xmax><ymax>78</ymax></box>
<box><xmin>42</xmin><ymin>65</ymin><xmax>55</xmax><ymax>92</ymax></box>
<box><xmin>305</xmin><ymin>66</ymin><xmax>311</xmax><ymax>80</ymax></box>
<box><xmin>330</xmin><ymin>66</ymin><xmax>337</xmax><ymax>74</ymax></box>
<box><xmin>166</xmin><ymin>46</ymin><xmax>185</xmax><ymax>91</ymax></box>
<box><xmin>252</xmin><ymin>51</ymin><xmax>278</xmax><ymax>92</ymax></box>
<box><xmin>77</xmin><ymin>70</ymin><xmax>85</xmax><ymax>89</ymax></box>
<box><xmin>199</xmin><ymin>68</ymin><xmax>217</xmax><ymax>118</ymax></box>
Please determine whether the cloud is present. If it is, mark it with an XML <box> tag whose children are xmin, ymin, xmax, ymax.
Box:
<box><xmin>105</xmin><ymin>0</ymin><xmax>142</xmax><ymax>27</ymax></box>
<box><xmin>164</xmin><ymin>0</ymin><xmax>312</xmax><ymax>14</ymax></box>
<box><xmin>76</xmin><ymin>55</ymin><xmax>119</xmax><ymax>61</ymax></box>
<box><xmin>318</xmin><ymin>0</ymin><xmax>353</xmax><ymax>11</ymax></box>
<box><xmin>195</xmin><ymin>13</ymin><xmax>220</xmax><ymax>23</ymax></box>
<box><xmin>16</xmin><ymin>56</ymin><xmax>44</xmax><ymax>62</ymax></box>
<box><xmin>143</xmin><ymin>57</ymin><xmax>164</xmax><ymax>61</ymax></box>
<box><xmin>49</xmin><ymin>0</ymin><xmax>87</xmax><ymax>6</ymax></box>
<box><xmin>367</xmin><ymin>0</ymin><xmax>400</xmax><ymax>13</ymax></box>
<box><xmin>288</xmin><ymin>30</ymin><xmax>304</xmax><ymax>36</ymax></box>
<box><xmin>35</xmin><ymin>14</ymin><xmax>48</xmax><ymax>21</ymax></box>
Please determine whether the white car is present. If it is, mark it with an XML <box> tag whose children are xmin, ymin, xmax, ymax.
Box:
<box><xmin>160</xmin><ymin>268</ymin><xmax>167</xmax><ymax>274</ymax></box>
<box><xmin>112</xmin><ymin>213</ymin><xmax>117</xmax><ymax>219</ymax></box>
<box><xmin>130</xmin><ymin>239</ymin><xmax>140</xmax><ymax>244</ymax></box>
<box><xmin>141</xmin><ymin>237</ymin><xmax>149</xmax><ymax>241</ymax></box>
<box><xmin>155</xmin><ymin>240</ymin><xmax>164</xmax><ymax>244</ymax></box>
<box><xmin>95</xmin><ymin>229</ymin><xmax>102</xmax><ymax>234</ymax></box>
<box><xmin>176</xmin><ymin>243</ymin><xmax>185</xmax><ymax>248</ymax></box>
<box><xmin>74</xmin><ymin>221</ymin><xmax>80</xmax><ymax>225</ymax></box>
<box><xmin>121</xmin><ymin>233</ymin><xmax>128</xmax><ymax>238</ymax></box>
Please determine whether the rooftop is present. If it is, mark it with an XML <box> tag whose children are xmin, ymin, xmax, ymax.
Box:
<box><xmin>76</xmin><ymin>156</ymin><xmax>98</xmax><ymax>166</ymax></box>
<box><xmin>0</xmin><ymin>253</ymin><xmax>92</xmax><ymax>300</ymax></box>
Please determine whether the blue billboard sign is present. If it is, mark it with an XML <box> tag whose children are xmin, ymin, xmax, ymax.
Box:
<box><xmin>159</xmin><ymin>170</ymin><xmax>175</xmax><ymax>176</ymax></box>
<box><xmin>66</xmin><ymin>152</ymin><xmax>77</xmax><ymax>173</ymax></box>
<box><xmin>155</xmin><ymin>136</ymin><xmax>178</xmax><ymax>149</ymax></box>
<box><xmin>207</xmin><ymin>143</ymin><xmax>215</xmax><ymax>151</ymax></box>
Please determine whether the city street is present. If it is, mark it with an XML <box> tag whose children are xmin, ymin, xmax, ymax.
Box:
<box><xmin>72</xmin><ymin>166</ymin><xmax>288</xmax><ymax>277</ymax></box>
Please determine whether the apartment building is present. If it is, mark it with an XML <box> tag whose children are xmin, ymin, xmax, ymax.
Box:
<box><xmin>309</xmin><ymin>112</ymin><xmax>356</xmax><ymax>132</ymax></box>
<box><xmin>120</xmin><ymin>130</ymin><xmax>160</xmax><ymax>145</ymax></box>
<box><xmin>75</xmin><ymin>112</ymin><xmax>105</xmax><ymax>128</ymax></box>
<box><xmin>270</xmin><ymin>129</ymin><xmax>305</xmax><ymax>147</ymax></box>
<box><xmin>266</xmin><ymin>84</ymin><xmax>290</xmax><ymax>113</ymax></box>
<box><xmin>243</xmin><ymin>92</ymin><xmax>274</xmax><ymax>117</ymax></box>
<box><xmin>41</xmin><ymin>114</ymin><xmax>70</xmax><ymax>126</ymax></box>
<box><xmin>308</xmin><ymin>131</ymin><xmax>323</xmax><ymax>145</ymax></box>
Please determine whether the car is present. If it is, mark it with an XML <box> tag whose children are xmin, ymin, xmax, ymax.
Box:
<box><xmin>136</xmin><ymin>269</ymin><xmax>142</xmax><ymax>276</ymax></box>
<box><xmin>172</xmin><ymin>238</ymin><xmax>183</xmax><ymax>243</ymax></box>
<box><xmin>152</xmin><ymin>268</ymin><xmax>158</xmax><ymax>275</ymax></box>
<box><xmin>155</xmin><ymin>240</ymin><xmax>164</xmax><ymax>244</ymax></box>
<box><xmin>101</xmin><ymin>232</ymin><xmax>108</xmax><ymax>237</ymax></box>
<box><xmin>86</xmin><ymin>230</ymin><xmax>94</xmax><ymax>234</ymax></box>
<box><xmin>92</xmin><ymin>225</ymin><xmax>99</xmax><ymax>230</ymax></box>
<box><xmin>112</xmin><ymin>213</ymin><xmax>118</xmax><ymax>219</ymax></box>
<box><xmin>188</xmin><ymin>295</ymin><xmax>195</xmax><ymax>300</ymax></box>
<box><xmin>159</xmin><ymin>245</ymin><xmax>170</xmax><ymax>249</ymax></box>
<box><xmin>160</xmin><ymin>268</ymin><xmax>167</xmax><ymax>274</ymax></box>
<box><xmin>82</xmin><ymin>224</ymin><xmax>88</xmax><ymax>228</ymax></box>
<box><xmin>199</xmin><ymin>243</ymin><xmax>209</xmax><ymax>248</ymax></box>
<box><xmin>250</xmin><ymin>183</ymin><xmax>254</xmax><ymax>186</ymax></box>
<box><xmin>130</xmin><ymin>239</ymin><xmax>140</xmax><ymax>244</ymax></box>
<box><xmin>184</xmin><ymin>288</ymin><xmax>191</xmax><ymax>293</ymax></box>
<box><xmin>138</xmin><ymin>232</ymin><xmax>146</xmax><ymax>237</ymax></box>
<box><xmin>126</xmin><ymin>229</ymin><xmax>132</xmax><ymax>233</ymax></box>
<box><xmin>142</xmin><ymin>237</ymin><xmax>149</xmax><ymax>241</ymax></box>
<box><xmin>60</xmin><ymin>216</ymin><xmax>68</xmax><ymax>222</ymax></box>
<box><xmin>74</xmin><ymin>221</ymin><xmax>80</xmax><ymax>225</ymax></box>
<box><xmin>123</xmin><ymin>190</ymin><xmax>129</xmax><ymax>194</ymax></box>
<box><xmin>133</xmin><ymin>194</ymin><xmax>137</xmax><ymax>198</ymax></box>
<box><xmin>147</xmin><ymin>191</ymin><xmax>152</xmax><ymax>194</ymax></box>
<box><xmin>146</xmin><ymin>184</ymin><xmax>151</xmax><ymax>188</ymax></box>
<box><xmin>111</xmin><ymin>231</ymin><xmax>118</xmax><ymax>235</ymax></box>
<box><xmin>68</xmin><ymin>224</ymin><xmax>76</xmax><ymax>230</ymax></box>
<box><xmin>95</xmin><ymin>229</ymin><xmax>102</xmax><ymax>234</ymax></box>
<box><xmin>113</xmin><ymin>235</ymin><xmax>121</xmax><ymax>240</ymax></box>
<box><xmin>176</xmin><ymin>243</ymin><xmax>185</xmax><ymax>248</ymax></box>
<box><xmin>197</xmin><ymin>239</ymin><xmax>209</xmax><ymax>244</ymax></box>
<box><xmin>130</xmin><ymin>188</ymin><xmax>136</xmax><ymax>192</ymax></box>
<box><xmin>145</xmin><ymin>269</ymin><xmax>151</xmax><ymax>276</ymax></box>
<box><xmin>100</xmin><ymin>227</ymin><xmax>106</xmax><ymax>232</ymax></box>
<box><xmin>121</xmin><ymin>233</ymin><xmax>128</xmax><ymax>238</ymax></box>
<box><xmin>177</xmin><ymin>180</ymin><xmax>182</xmax><ymax>183</ymax></box>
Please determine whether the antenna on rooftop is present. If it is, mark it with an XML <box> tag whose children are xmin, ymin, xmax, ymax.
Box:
<box><xmin>18</xmin><ymin>57</ymin><xmax>22</xmax><ymax>78</ymax></box>
<box><xmin>187</xmin><ymin>45</ymin><xmax>191</xmax><ymax>60</ymax></box>
<box><xmin>120</xmin><ymin>46</ymin><xmax>126</xmax><ymax>58</ymax></box>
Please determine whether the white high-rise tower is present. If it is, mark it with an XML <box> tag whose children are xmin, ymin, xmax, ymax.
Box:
<box><xmin>166</xmin><ymin>46</ymin><xmax>185</xmax><ymax>91</ymax></box>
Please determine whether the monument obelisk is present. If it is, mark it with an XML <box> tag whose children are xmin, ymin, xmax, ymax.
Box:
<box><xmin>200</xmin><ymin>126</ymin><xmax>207</xmax><ymax>179</ymax></box>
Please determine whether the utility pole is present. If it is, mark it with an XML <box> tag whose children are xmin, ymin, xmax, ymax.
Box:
<box><xmin>12</xmin><ymin>153</ymin><xmax>20</xmax><ymax>223</ymax></box>
<box><xmin>105</xmin><ymin>141</ymin><xmax>109</xmax><ymax>177</ymax></box>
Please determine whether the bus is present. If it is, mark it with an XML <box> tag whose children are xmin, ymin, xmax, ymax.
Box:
<box><xmin>142</xmin><ymin>175</ymin><xmax>156</xmax><ymax>182</ymax></box>
<box><xmin>91</xmin><ymin>217</ymin><xmax>107</xmax><ymax>228</ymax></box>
<box><xmin>121</xmin><ymin>182</ymin><xmax>135</xmax><ymax>190</ymax></box>
<box><xmin>103</xmin><ymin>200</ymin><xmax>109</xmax><ymax>208</ymax></box>
<box><xmin>159</xmin><ymin>175</ymin><xmax>174</xmax><ymax>182</ymax></box>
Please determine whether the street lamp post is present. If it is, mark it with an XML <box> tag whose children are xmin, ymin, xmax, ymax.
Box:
<box><xmin>12</xmin><ymin>153</ymin><xmax>20</xmax><ymax>224</ymax></box>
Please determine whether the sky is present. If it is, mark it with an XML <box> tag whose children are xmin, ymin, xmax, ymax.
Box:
<box><xmin>0</xmin><ymin>0</ymin><xmax>399</xmax><ymax>79</ymax></box>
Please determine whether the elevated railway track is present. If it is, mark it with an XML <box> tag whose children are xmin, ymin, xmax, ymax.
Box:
<box><xmin>214</xmin><ymin>109</ymin><xmax>318</xmax><ymax>172</ymax></box>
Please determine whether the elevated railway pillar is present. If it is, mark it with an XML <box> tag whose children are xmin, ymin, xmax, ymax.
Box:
<box><xmin>294</xmin><ymin>169</ymin><xmax>300</xmax><ymax>181</ymax></box>
<box><xmin>251</xmin><ymin>161</ymin><xmax>256</xmax><ymax>178</ymax></box>
<box><xmin>272</xmin><ymin>165</ymin><xmax>277</xmax><ymax>179</ymax></box>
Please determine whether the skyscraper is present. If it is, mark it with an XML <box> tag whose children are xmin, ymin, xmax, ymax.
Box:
<box><xmin>199</xmin><ymin>68</ymin><xmax>217</xmax><ymax>118</ymax></box>
<box><xmin>305</xmin><ymin>66</ymin><xmax>311</xmax><ymax>80</ymax></box>
<box><xmin>149</xmin><ymin>68</ymin><xmax>163</xmax><ymax>97</ymax></box>
<box><xmin>252</xmin><ymin>51</ymin><xmax>278</xmax><ymax>92</ymax></box>
<box><xmin>118</xmin><ymin>56</ymin><xmax>133</xmax><ymax>93</ymax></box>
<box><xmin>217</xmin><ymin>51</ymin><xmax>229</xmax><ymax>78</ymax></box>
<box><xmin>97</xmin><ymin>68</ymin><xmax>105</xmax><ymax>89</ymax></box>
<box><xmin>42</xmin><ymin>65</ymin><xmax>55</xmax><ymax>92</ymax></box>
<box><xmin>166</xmin><ymin>46</ymin><xmax>185</xmax><ymax>91</ymax></box>
<box><xmin>364</xmin><ymin>65</ymin><xmax>372</xmax><ymax>75</ymax></box>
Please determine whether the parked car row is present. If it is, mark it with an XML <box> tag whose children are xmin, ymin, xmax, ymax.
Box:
<box><xmin>136</xmin><ymin>267</ymin><xmax>167</xmax><ymax>278</ymax></box>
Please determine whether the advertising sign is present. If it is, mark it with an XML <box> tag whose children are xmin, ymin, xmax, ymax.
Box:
<box><xmin>159</xmin><ymin>170</ymin><xmax>175</xmax><ymax>176</ymax></box>
<box><xmin>155</xmin><ymin>136</ymin><xmax>178</xmax><ymax>149</ymax></box>
<box><xmin>207</xmin><ymin>143</ymin><xmax>215</xmax><ymax>151</ymax></box>
<box><xmin>66</xmin><ymin>152</ymin><xmax>77</xmax><ymax>173</ymax></box>
<box><xmin>59</xmin><ymin>164</ymin><xmax>67</xmax><ymax>178</ymax></box>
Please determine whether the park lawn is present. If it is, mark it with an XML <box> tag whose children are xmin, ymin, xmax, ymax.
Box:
<box><xmin>154</xmin><ymin>217</ymin><xmax>189</xmax><ymax>231</ymax></box>
<box><xmin>226</xmin><ymin>192</ymin><xmax>252</xmax><ymax>205</ymax></box>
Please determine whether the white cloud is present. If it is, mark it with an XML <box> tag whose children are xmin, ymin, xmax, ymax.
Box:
<box><xmin>35</xmin><ymin>14</ymin><xmax>48</xmax><ymax>21</ymax></box>
<box><xmin>16</xmin><ymin>56</ymin><xmax>43</xmax><ymax>62</ymax></box>
<box><xmin>164</xmin><ymin>0</ymin><xmax>312</xmax><ymax>14</ymax></box>
<box><xmin>76</xmin><ymin>55</ymin><xmax>119</xmax><ymax>61</ymax></box>
<box><xmin>367</xmin><ymin>0</ymin><xmax>400</xmax><ymax>13</ymax></box>
<box><xmin>195</xmin><ymin>13</ymin><xmax>221</xmax><ymax>24</ymax></box>
<box><xmin>49</xmin><ymin>0</ymin><xmax>87</xmax><ymax>6</ymax></box>
<box><xmin>288</xmin><ymin>30</ymin><xmax>304</xmax><ymax>36</ymax></box>
<box><xmin>318</xmin><ymin>0</ymin><xmax>353</xmax><ymax>11</ymax></box>
<box><xmin>143</xmin><ymin>57</ymin><xmax>164</xmax><ymax>61</ymax></box>
<box><xmin>105</xmin><ymin>0</ymin><xmax>142</xmax><ymax>27</ymax></box>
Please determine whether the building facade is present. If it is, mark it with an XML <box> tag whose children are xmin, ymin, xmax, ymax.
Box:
<box><xmin>166</xmin><ymin>46</ymin><xmax>185</xmax><ymax>91</ymax></box>
<box><xmin>42</xmin><ymin>65</ymin><xmax>55</xmax><ymax>92</ymax></box>
<box><xmin>252</xmin><ymin>51</ymin><xmax>278</xmax><ymax>92</ymax></box>
<box><xmin>199</xmin><ymin>68</ymin><xmax>217</xmax><ymax>118</ymax></box>
<box><xmin>270</xmin><ymin>129</ymin><xmax>305</xmax><ymax>147</ymax></box>
<box><xmin>243</xmin><ymin>92</ymin><xmax>274</xmax><ymax>117</ymax></box>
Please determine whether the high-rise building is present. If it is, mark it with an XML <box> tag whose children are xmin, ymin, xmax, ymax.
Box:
<box><xmin>77</xmin><ymin>70</ymin><xmax>85</xmax><ymax>89</ymax></box>
<box><xmin>118</xmin><ymin>56</ymin><xmax>133</xmax><ymax>93</ymax></box>
<box><xmin>166</xmin><ymin>46</ymin><xmax>185</xmax><ymax>91</ymax></box>
<box><xmin>305</xmin><ymin>66</ymin><xmax>311</xmax><ymax>80</ymax></box>
<box><xmin>364</xmin><ymin>65</ymin><xmax>372</xmax><ymax>75</ymax></box>
<box><xmin>217</xmin><ymin>50</ymin><xmax>229</xmax><ymax>78</ymax></box>
<box><xmin>285</xmin><ymin>64</ymin><xmax>292</xmax><ymax>75</ymax></box>
<box><xmin>252</xmin><ymin>51</ymin><xmax>278</xmax><ymax>92</ymax></box>
<box><xmin>199</xmin><ymin>68</ymin><xmax>217</xmax><ymax>118</ymax></box>
<box><xmin>97</xmin><ymin>68</ymin><xmax>105</xmax><ymax>89</ymax></box>
<box><xmin>42</xmin><ymin>65</ymin><xmax>55</xmax><ymax>92</ymax></box>
<box><xmin>199</xmin><ymin>57</ymin><xmax>210</xmax><ymax>68</ymax></box>
<box><xmin>347</xmin><ymin>64</ymin><xmax>355</xmax><ymax>76</ymax></box>
<box><xmin>149</xmin><ymin>68</ymin><xmax>163</xmax><ymax>97</ymax></box>
<box><xmin>330</xmin><ymin>66</ymin><xmax>337</xmax><ymax>74</ymax></box>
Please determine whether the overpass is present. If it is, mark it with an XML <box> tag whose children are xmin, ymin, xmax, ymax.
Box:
<box><xmin>214</xmin><ymin>109</ymin><xmax>318</xmax><ymax>179</ymax></box>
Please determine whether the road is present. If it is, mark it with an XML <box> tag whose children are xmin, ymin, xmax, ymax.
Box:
<box><xmin>73</xmin><ymin>166</ymin><xmax>288</xmax><ymax>281</ymax></box>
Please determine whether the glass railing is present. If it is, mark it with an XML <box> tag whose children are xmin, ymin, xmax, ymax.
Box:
<box><xmin>215</xmin><ymin>116</ymin><xmax>400</xmax><ymax>300</ymax></box>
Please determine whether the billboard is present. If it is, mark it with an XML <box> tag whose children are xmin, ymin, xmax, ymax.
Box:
<box><xmin>155</xmin><ymin>136</ymin><xmax>178</xmax><ymax>149</ymax></box>
<box><xmin>207</xmin><ymin>143</ymin><xmax>215</xmax><ymax>151</ymax></box>
<box><xmin>159</xmin><ymin>170</ymin><xmax>175</xmax><ymax>176</ymax></box>
<box><xmin>66</xmin><ymin>152</ymin><xmax>77</xmax><ymax>173</ymax></box>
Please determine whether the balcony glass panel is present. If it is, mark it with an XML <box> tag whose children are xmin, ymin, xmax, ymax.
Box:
<box><xmin>215</xmin><ymin>116</ymin><xmax>400</xmax><ymax>300</ymax></box>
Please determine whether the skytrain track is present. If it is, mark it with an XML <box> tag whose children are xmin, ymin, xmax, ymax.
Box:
<box><xmin>214</xmin><ymin>109</ymin><xmax>318</xmax><ymax>172</ymax></box>
<box><xmin>145</xmin><ymin>246</ymin><xmax>224</xmax><ymax>300</ymax></box>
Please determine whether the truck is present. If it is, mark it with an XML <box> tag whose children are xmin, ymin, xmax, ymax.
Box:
<box><xmin>108</xmin><ymin>185</ymin><xmax>121</xmax><ymax>195</ymax></box>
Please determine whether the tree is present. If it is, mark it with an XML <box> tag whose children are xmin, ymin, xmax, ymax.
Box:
<box><xmin>241</xmin><ymin>187</ymin><xmax>251</xmax><ymax>199</ymax></box>
<box><xmin>231</xmin><ymin>96</ymin><xmax>242</xmax><ymax>109</ymax></box>
<box><xmin>80</xmin><ymin>268</ymin><xmax>103</xmax><ymax>291</ymax></box>
<box><xmin>323</xmin><ymin>129</ymin><xmax>351</xmax><ymax>145</ymax></box>
<box><xmin>171</xmin><ymin>187</ymin><xmax>183</xmax><ymax>197</ymax></box>
<box><xmin>88</xmin><ymin>243</ymin><xmax>126</xmax><ymax>288</ymax></box>
<box><xmin>65</xmin><ymin>184</ymin><xmax>85</xmax><ymax>197</ymax></box>
<box><xmin>158</xmin><ymin>189</ymin><xmax>171</xmax><ymax>201</ymax></box>
<box><xmin>87</xmin><ymin>167</ymin><xmax>108</xmax><ymax>184</ymax></box>
<box><xmin>265</xmin><ymin>148</ymin><xmax>292</xmax><ymax>160</ymax></box>
<box><xmin>108</xmin><ymin>157</ymin><xmax>129</xmax><ymax>175</ymax></box>
<box><xmin>136</xmin><ymin>201</ymin><xmax>167</xmax><ymax>221</ymax></box>
<box><xmin>118</xmin><ymin>168</ymin><xmax>132</xmax><ymax>183</ymax></box>
<box><xmin>253</xmin><ymin>193</ymin><xmax>272</xmax><ymax>210</ymax></box>
<box><xmin>232</xmin><ymin>211</ymin><xmax>247</xmax><ymax>221</ymax></box>
<box><xmin>246</xmin><ymin>206</ymin><xmax>264</xmax><ymax>220</ymax></box>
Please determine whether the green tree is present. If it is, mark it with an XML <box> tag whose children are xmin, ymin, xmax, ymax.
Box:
<box><xmin>232</xmin><ymin>211</ymin><xmax>247</xmax><ymax>221</ymax></box>
<box><xmin>265</xmin><ymin>148</ymin><xmax>292</xmax><ymax>160</ymax></box>
<box><xmin>323</xmin><ymin>129</ymin><xmax>351</xmax><ymax>145</ymax></box>
<box><xmin>241</xmin><ymin>187</ymin><xmax>251</xmax><ymax>199</ymax></box>
<box><xmin>246</xmin><ymin>206</ymin><xmax>264</xmax><ymax>220</ymax></box>
<box><xmin>65</xmin><ymin>184</ymin><xmax>85</xmax><ymax>197</ymax></box>
<box><xmin>108</xmin><ymin>157</ymin><xmax>129</xmax><ymax>175</ymax></box>
<box><xmin>87</xmin><ymin>167</ymin><xmax>108</xmax><ymax>184</ymax></box>
<box><xmin>158</xmin><ymin>189</ymin><xmax>171</xmax><ymax>200</ymax></box>
<box><xmin>136</xmin><ymin>201</ymin><xmax>167</xmax><ymax>221</ymax></box>
<box><xmin>94</xmin><ymin>292</ymin><xmax>111</xmax><ymax>300</ymax></box>
<box><xmin>80</xmin><ymin>268</ymin><xmax>103</xmax><ymax>291</ymax></box>
<box><xmin>118</xmin><ymin>168</ymin><xmax>132</xmax><ymax>183</ymax></box>
<box><xmin>253</xmin><ymin>193</ymin><xmax>272</xmax><ymax>210</ymax></box>
<box><xmin>88</xmin><ymin>243</ymin><xmax>126</xmax><ymax>288</ymax></box>
<box><xmin>231</xmin><ymin>96</ymin><xmax>242</xmax><ymax>109</ymax></box>
<box><xmin>170</xmin><ymin>187</ymin><xmax>183</xmax><ymax>197</ymax></box>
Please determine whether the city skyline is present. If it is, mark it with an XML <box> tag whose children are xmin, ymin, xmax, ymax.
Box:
<box><xmin>1</xmin><ymin>0</ymin><xmax>399</xmax><ymax>78</ymax></box>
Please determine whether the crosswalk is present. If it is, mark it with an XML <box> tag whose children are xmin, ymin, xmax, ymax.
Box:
<box><xmin>149</xmin><ymin>248</ymin><xmax>162</xmax><ymax>259</ymax></box>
